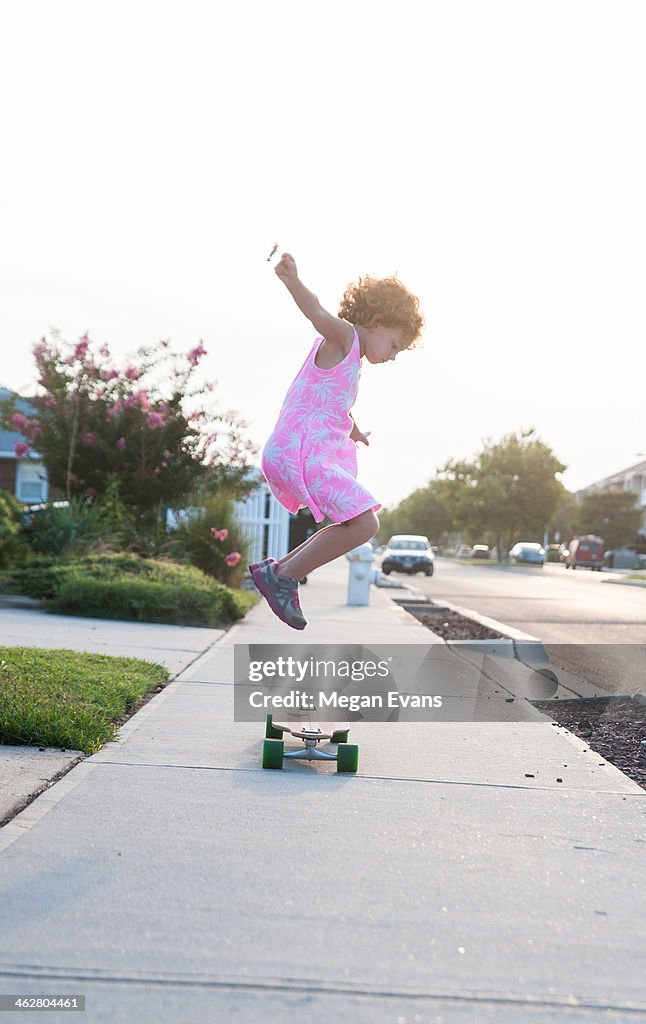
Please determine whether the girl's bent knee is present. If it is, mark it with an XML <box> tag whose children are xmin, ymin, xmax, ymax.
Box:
<box><xmin>350</xmin><ymin>509</ymin><xmax>378</xmax><ymax>541</ymax></box>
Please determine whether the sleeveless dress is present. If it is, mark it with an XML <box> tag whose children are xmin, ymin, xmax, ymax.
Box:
<box><xmin>260</xmin><ymin>327</ymin><xmax>381</xmax><ymax>524</ymax></box>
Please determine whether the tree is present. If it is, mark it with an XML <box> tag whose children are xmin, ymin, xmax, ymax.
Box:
<box><xmin>380</xmin><ymin>430</ymin><xmax>567</xmax><ymax>559</ymax></box>
<box><xmin>573</xmin><ymin>490</ymin><xmax>642</xmax><ymax>550</ymax></box>
<box><xmin>468</xmin><ymin>430</ymin><xmax>566</xmax><ymax>559</ymax></box>
<box><xmin>549</xmin><ymin>489</ymin><xmax>579</xmax><ymax>544</ymax></box>
<box><xmin>378</xmin><ymin>479</ymin><xmax>456</xmax><ymax>544</ymax></box>
<box><xmin>0</xmin><ymin>331</ymin><xmax>257</xmax><ymax>523</ymax></box>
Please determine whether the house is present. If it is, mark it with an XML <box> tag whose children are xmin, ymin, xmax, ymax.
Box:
<box><xmin>576</xmin><ymin>459</ymin><xmax>646</xmax><ymax>536</ymax></box>
<box><xmin>0</xmin><ymin>387</ymin><xmax>49</xmax><ymax>504</ymax></box>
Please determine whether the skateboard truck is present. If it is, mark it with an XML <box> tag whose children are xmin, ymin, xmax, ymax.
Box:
<box><xmin>262</xmin><ymin>715</ymin><xmax>359</xmax><ymax>773</ymax></box>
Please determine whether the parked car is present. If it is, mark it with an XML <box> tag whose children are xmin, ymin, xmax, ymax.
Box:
<box><xmin>545</xmin><ymin>544</ymin><xmax>562</xmax><ymax>563</ymax></box>
<box><xmin>565</xmin><ymin>535</ymin><xmax>604</xmax><ymax>570</ymax></box>
<box><xmin>604</xmin><ymin>548</ymin><xmax>646</xmax><ymax>570</ymax></box>
<box><xmin>471</xmin><ymin>544</ymin><xmax>490</xmax><ymax>559</ymax></box>
<box><xmin>509</xmin><ymin>542</ymin><xmax>545</xmax><ymax>566</ymax></box>
<box><xmin>455</xmin><ymin>544</ymin><xmax>473</xmax><ymax>559</ymax></box>
<box><xmin>382</xmin><ymin>535</ymin><xmax>434</xmax><ymax>576</ymax></box>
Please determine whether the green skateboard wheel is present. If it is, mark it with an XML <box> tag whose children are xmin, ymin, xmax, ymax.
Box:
<box><xmin>262</xmin><ymin>738</ymin><xmax>284</xmax><ymax>769</ymax></box>
<box><xmin>265</xmin><ymin>714</ymin><xmax>283</xmax><ymax>739</ymax></box>
<box><xmin>336</xmin><ymin>742</ymin><xmax>359</xmax><ymax>774</ymax></box>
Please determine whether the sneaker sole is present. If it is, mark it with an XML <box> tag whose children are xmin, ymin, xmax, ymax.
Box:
<box><xmin>250</xmin><ymin>565</ymin><xmax>307</xmax><ymax>630</ymax></box>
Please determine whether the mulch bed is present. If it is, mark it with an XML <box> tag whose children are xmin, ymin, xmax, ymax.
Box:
<box><xmin>532</xmin><ymin>697</ymin><xmax>646</xmax><ymax>791</ymax></box>
<box><xmin>403</xmin><ymin>606</ymin><xmax>506</xmax><ymax>641</ymax></box>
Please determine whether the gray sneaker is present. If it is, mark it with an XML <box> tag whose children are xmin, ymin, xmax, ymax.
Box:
<box><xmin>251</xmin><ymin>562</ymin><xmax>307</xmax><ymax>630</ymax></box>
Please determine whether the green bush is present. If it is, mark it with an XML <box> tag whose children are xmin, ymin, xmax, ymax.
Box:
<box><xmin>0</xmin><ymin>490</ymin><xmax>28</xmax><ymax>568</ymax></box>
<box><xmin>24</xmin><ymin>496</ymin><xmax>124</xmax><ymax>556</ymax></box>
<box><xmin>5</xmin><ymin>553</ymin><xmax>257</xmax><ymax>626</ymax></box>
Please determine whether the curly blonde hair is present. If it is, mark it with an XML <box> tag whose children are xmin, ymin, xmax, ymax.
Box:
<box><xmin>338</xmin><ymin>275</ymin><xmax>425</xmax><ymax>347</ymax></box>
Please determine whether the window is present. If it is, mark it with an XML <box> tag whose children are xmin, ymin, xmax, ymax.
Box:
<box><xmin>16</xmin><ymin>461</ymin><xmax>47</xmax><ymax>503</ymax></box>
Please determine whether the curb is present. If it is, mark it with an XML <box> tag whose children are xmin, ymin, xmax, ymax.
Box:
<box><xmin>386</xmin><ymin>586</ymin><xmax>550</xmax><ymax>666</ymax></box>
<box><xmin>379</xmin><ymin>582</ymin><xmax>646</xmax><ymax>706</ymax></box>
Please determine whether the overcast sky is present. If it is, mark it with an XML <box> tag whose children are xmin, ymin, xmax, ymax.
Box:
<box><xmin>1</xmin><ymin>0</ymin><xmax>644</xmax><ymax>508</ymax></box>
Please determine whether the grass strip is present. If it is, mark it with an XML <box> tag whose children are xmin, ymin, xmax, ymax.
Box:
<box><xmin>0</xmin><ymin>646</ymin><xmax>169</xmax><ymax>754</ymax></box>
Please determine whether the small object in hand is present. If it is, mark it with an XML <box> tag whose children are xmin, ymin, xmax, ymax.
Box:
<box><xmin>267</xmin><ymin>243</ymin><xmax>278</xmax><ymax>262</ymax></box>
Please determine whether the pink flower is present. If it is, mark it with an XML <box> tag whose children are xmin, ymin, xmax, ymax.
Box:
<box><xmin>100</xmin><ymin>368</ymin><xmax>120</xmax><ymax>381</ymax></box>
<box><xmin>187</xmin><ymin>340</ymin><xmax>207</xmax><ymax>366</ymax></box>
<box><xmin>147</xmin><ymin>412</ymin><xmax>165</xmax><ymax>429</ymax></box>
<box><xmin>225</xmin><ymin>552</ymin><xmax>241</xmax><ymax>567</ymax></box>
<box><xmin>10</xmin><ymin>412</ymin><xmax>28</xmax><ymax>431</ymax></box>
<box><xmin>125</xmin><ymin>390</ymin><xmax>151</xmax><ymax>413</ymax></box>
<box><xmin>99</xmin><ymin>344</ymin><xmax>110</xmax><ymax>358</ymax></box>
<box><xmin>107</xmin><ymin>400</ymin><xmax>124</xmax><ymax>417</ymax></box>
<box><xmin>71</xmin><ymin>333</ymin><xmax>90</xmax><ymax>363</ymax></box>
<box><xmin>33</xmin><ymin>338</ymin><xmax>49</xmax><ymax>365</ymax></box>
<box><xmin>116</xmin><ymin>437</ymin><xmax>127</xmax><ymax>451</ymax></box>
<box><xmin>124</xmin><ymin>366</ymin><xmax>140</xmax><ymax>381</ymax></box>
<box><xmin>14</xmin><ymin>441</ymin><xmax>30</xmax><ymax>458</ymax></box>
<box><xmin>210</xmin><ymin>527</ymin><xmax>229</xmax><ymax>541</ymax></box>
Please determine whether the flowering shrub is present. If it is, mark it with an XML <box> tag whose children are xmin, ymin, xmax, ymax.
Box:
<box><xmin>164</xmin><ymin>491</ymin><xmax>248</xmax><ymax>586</ymax></box>
<box><xmin>0</xmin><ymin>331</ymin><xmax>258</xmax><ymax>514</ymax></box>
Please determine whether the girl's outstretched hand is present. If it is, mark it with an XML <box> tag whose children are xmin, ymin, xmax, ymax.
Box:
<box><xmin>275</xmin><ymin>252</ymin><xmax>298</xmax><ymax>284</ymax></box>
<box><xmin>353</xmin><ymin>429</ymin><xmax>371</xmax><ymax>447</ymax></box>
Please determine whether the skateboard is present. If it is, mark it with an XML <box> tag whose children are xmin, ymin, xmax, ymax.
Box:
<box><xmin>262</xmin><ymin>713</ymin><xmax>359</xmax><ymax>773</ymax></box>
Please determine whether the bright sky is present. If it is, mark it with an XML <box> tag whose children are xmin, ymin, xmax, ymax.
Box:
<box><xmin>1</xmin><ymin>0</ymin><xmax>644</xmax><ymax>508</ymax></box>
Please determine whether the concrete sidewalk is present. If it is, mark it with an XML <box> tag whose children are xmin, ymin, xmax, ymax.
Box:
<box><xmin>0</xmin><ymin>559</ymin><xmax>645</xmax><ymax>1023</ymax></box>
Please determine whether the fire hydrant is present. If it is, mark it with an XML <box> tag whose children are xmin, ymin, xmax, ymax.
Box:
<box><xmin>346</xmin><ymin>542</ymin><xmax>377</xmax><ymax>605</ymax></box>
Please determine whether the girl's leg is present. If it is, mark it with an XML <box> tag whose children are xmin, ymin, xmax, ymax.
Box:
<box><xmin>275</xmin><ymin>510</ymin><xmax>378</xmax><ymax>580</ymax></box>
<box><xmin>275</xmin><ymin>523</ymin><xmax>338</xmax><ymax>569</ymax></box>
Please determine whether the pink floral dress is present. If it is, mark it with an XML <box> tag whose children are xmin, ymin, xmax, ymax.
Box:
<box><xmin>261</xmin><ymin>327</ymin><xmax>381</xmax><ymax>524</ymax></box>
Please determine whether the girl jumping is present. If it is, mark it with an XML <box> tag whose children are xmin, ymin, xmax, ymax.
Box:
<box><xmin>250</xmin><ymin>252</ymin><xmax>424</xmax><ymax>629</ymax></box>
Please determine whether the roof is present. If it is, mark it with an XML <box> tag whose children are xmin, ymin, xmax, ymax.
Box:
<box><xmin>577</xmin><ymin>458</ymin><xmax>646</xmax><ymax>495</ymax></box>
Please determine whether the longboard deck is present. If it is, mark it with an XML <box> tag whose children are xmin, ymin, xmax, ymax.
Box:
<box><xmin>272</xmin><ymin>720</ymin><xmax>348</xmax><ymax>737</ymax></box>
<box><xmin>271</xmin><ymin>719</ymin><xmax>348</xmax><ymax>741</ymax></box>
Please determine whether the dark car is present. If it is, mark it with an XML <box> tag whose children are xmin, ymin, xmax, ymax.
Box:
<box><xmin>565</xmin><ymin>535</ymin><xmax>604</xmax><ymax>570</ymax></box>
<box><xmin>381</xmin><ymin>535</ymin><xmax>434</xmax><ymax>576</ymax></box>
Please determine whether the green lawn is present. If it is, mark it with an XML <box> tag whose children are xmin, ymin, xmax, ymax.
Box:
<box><xmin>0</xmin><ymin>646</ymin><xmax>170</xmax><ymax>754</ymax></box>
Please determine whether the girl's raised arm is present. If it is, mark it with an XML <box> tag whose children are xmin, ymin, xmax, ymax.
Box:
<box><xmin>275</xmin><ymin>253</ymin><xmax>354</xmax><ymax>351</ymax></box>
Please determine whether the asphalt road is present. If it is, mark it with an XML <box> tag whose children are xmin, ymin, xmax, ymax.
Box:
<box><xmin>392</xmin><ymin>557</ymin><xmax>646</xmax><ymax>696</ymax></box>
